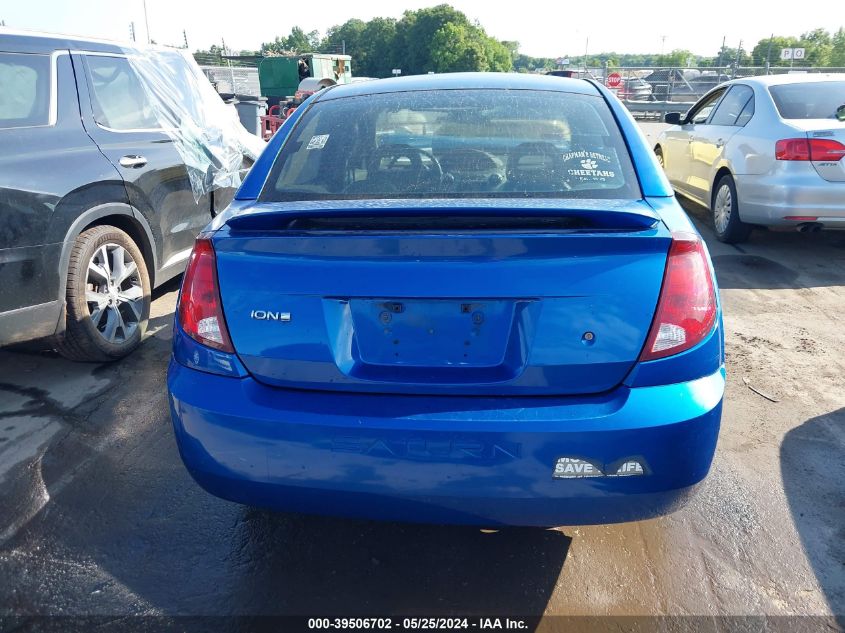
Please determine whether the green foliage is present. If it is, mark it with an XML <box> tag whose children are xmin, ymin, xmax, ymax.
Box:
<box><xmin>258</xmin><ymin>5</ymin><xmax>514</xmax><ymax>76</ymax></box>
<box><xmin>750</xmin><ymin>36</ymin><xmax>798</xmax><ymax>65</ymax></box>
<box><xmin>323</xmin><ymin>17</ymin><xmax>399</xmax><ymax>77</ymax></box>
<box><xmin>832</xmin><ymin>28</ymin><xmax>845</xmax><ymax>66</ymax></box>
<box><xmin>427</xmin><ymin>21</ymin><xmax>511</xmax><ymax>73</ymax></box>
<box><xmin>194</xmin><ymin>44</ymin><xmax>224</xmax><ymax>64</ymax></box>
<box><xmin>393</xmin><ymin>5</ymin><xmax>471</xmax><ymax>73</ymax></box>
<box><xmin>797</xmin><ymin>28</ymin><xmax>833</xmax><ymax>65</ymax></box>
<box><xmin>750</xmin><ymin>32</ymin><xmax>833</xmax><ymax>66</ymax></box>
<box><xmin>323</xmin><ymin>18</ymin><xmax>366</xmax><ymax>56</ymax></box>
<box><xmin>261</xmin><ymin>27</ymin><xmax>321</xmax><ymax>55</ymax></box>
<box><xmin>253</xmin><ymin>12</ymin><xmax>845</xmax><ymax>74</ymax></box>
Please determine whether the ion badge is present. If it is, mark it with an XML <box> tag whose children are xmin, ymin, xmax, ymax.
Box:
<box><xmin>553</xmin><ymin>457</ymin><xmax>604</xmax><ymax>479</ymax></box>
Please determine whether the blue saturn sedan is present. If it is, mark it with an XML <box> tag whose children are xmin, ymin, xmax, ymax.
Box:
<box><xmin>167</xmin><ymin>73</ymin><xmax>724</xmax><ymax>527</ymax></box>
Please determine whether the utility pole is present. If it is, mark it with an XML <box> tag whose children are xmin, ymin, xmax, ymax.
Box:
<box><xmin>182</xmin><ymin>29</ymin><xmax>188</xmax><ymax>49</ymax></box>
<box><xmin>129</xmin><ymin>22</ymin><xmax>136</xmax><ymax>42</ymax></box>
<box><xmin>733</xmin><ymin>40</ymin><xmax>743</xmax><ymax>77</ymax></box>
<box><xmin>583</xmin><ymin>36</ymin><xmax>589</xmax><ymax>71</ymax></box>
<box><xmin>223</xmin><ymin>37</ymin><xmax>235</xmax><ymax>93</ymax></box>
<box><xmin>142</xmin><ymin>0</ymin><xmax>151</xmax><ymax>44</ymax></box>
<box><xmin>660</xmin><ymin>35</ymin><xmax>666</xmax><ymax>64</ymax></box>
<box><xmin>765</xmin><ymin>33</ymin><xmax>773</xmax><ymax>74</ymax></box>
<box><xmin>716</xmin><ymin>35</ymin><xmax>726</xmax><ymax>69</ymax></box>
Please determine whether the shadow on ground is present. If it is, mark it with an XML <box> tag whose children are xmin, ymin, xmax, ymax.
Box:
<box><xmin>678</xmin><ymin>197</ymin><xmax>845</xmax><ymax>291</ymax></box>
<box><xmin>781</xmin><ymin>407</ymin><xmax>845</xmax><ymax>626</ymax></box>
<box><xmin>0</xmin><ymin>356</ymin><xmax>570</xmax><ymax>620</ymax></box>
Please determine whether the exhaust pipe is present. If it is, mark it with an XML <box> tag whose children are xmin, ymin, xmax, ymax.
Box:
<box><xmin>796</xmin><ymin>222</ymin><xmax>823</xmax><ymax>233</ymax></box>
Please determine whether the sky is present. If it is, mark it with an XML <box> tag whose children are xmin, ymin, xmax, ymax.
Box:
<box><xmin>1</xmin><ymin>0</ymin><xmax>841</xmax><ymax>59</ymax></box>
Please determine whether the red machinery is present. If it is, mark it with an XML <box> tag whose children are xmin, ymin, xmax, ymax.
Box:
<box><xmin>259</xmin><ymin>105</ymin><xmax>288</xmax><ymax>141</ymax></box>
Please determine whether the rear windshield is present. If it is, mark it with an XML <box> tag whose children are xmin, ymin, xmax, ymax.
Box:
<box><xmin>0</xmin><ymin>52</ymin><xmax>51</xmax><ymax>129</ymax></box>
<box><xmin>769</xmin><ymin>81</ymin><xmax>845</xmax><ymax>119</ymax></box>
<box><xmin>260</xmin><ymin>89</ymin><xmax>640</xmax><ymax>201</ymax></box>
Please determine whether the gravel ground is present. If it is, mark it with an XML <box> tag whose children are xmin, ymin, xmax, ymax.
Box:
<box><xmin>0</xmin><ymin>152</ymin><xmax>843</xmax><ymax>628</ymax></box>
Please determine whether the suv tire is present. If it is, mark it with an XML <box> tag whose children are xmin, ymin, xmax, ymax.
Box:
<box><xmin>57</xmin><ymin>226</ymin><xmax>150</xmax><ymax>362</ymax></box>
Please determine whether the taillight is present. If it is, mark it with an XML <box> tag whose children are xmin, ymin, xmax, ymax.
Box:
<box><xmin>177</xmin><ymin>238</ymin><xmax>234</xmax><ymax>353</ymax></box>
<box><xmin>639</xmin><ymin>232</ymin><xmax>717</xmax><ymax>361</ymax></box>
<box><xmin>776</xmin><ymin>138</ymin><xmax>845</xmax><ymax>161</ymax></box>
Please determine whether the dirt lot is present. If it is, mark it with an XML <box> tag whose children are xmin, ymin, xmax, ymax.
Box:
<box><xmin>0</xmin><ymin>180</ymin><xmax>843</xmax><ymax>627</ymax></box>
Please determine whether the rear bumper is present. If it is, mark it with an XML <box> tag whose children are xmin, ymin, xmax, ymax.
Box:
<box><xmin>735</xmin><ymin>173</ymin><xmax>845</xmax><ymax>227</ymax></box>
<box><xmin>167</xmin><ymin>361</ymin><xmax>724</xmax><ymax>526</ymax></box>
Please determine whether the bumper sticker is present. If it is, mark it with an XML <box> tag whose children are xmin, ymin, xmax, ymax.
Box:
<box><xmin>553</xmin><ymin>456</ymin><xmax>649</xmax><ymax>479</ymax></box>
<box><xmin>553</xmin><ymin>457</ymin><xmax>604</xmax><ymax>479</ymax></box>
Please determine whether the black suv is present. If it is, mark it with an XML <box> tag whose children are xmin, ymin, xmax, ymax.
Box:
<box><xmin>0</xmin><ymin>30</ymin><xmax>250</xmax><ymax>361</ymax></box>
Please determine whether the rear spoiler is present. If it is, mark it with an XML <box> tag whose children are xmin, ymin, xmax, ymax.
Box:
<box><xmin>225</xmin><ymin>204</ymin><xmax>660</xmax><ymax>233</ymax></box>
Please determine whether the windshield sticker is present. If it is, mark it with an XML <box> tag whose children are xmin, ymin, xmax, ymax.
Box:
<box><xmin>561</xmin><ymin>150</ymin><xmax>619</xmax><ymax>183</ymax></box>
<box><xmin>307</xmin><ymin>134</ymin><xmax>330</xmax><ymax>150</ymax></box>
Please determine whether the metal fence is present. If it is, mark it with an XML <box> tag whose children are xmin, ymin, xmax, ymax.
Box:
<box><xmin>199</xmin><ymin>65</ymin><xmax>260</xmax><ymax>97</ymax></box>
<box><xmin>573</xmin><ymin>66</ymin><xmax>845</xmax><ymax>118</ymax></box>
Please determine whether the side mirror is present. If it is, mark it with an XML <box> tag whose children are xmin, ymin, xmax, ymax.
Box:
<box><xmin>664</xmin><ymin>112</ymin><xmax>684</xmax><ymax>125</ymax></box>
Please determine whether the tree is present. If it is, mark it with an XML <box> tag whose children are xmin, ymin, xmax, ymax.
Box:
<box><xmin>831</xmin><ymin>28</ymin><xmax>845</xmax><ymax>66</ymax></box>
<box><xmin>660</xmin><ymin>49</ymin><xmax>695</xmax><ymax>66</ymax></box>
<box><xmin>360</xmin><ymin>18</ymin><xmax>399</xmax><ymax>77</ymax></box>
<box><xmin>321</xmin><ymin>18</ymin><xmax>399</xmax><ymax>77</ymax></box>
<box><xmin>708</xmin><ymin>44</ymin><xmax>751</xmax><ymax>67</ymax></box>
<box><xmin>501</xmin><ymin>40</ymin><xmax>520</xmax><ymax>60</ymax></box>
<box><xmin>797</xmin><ymin>28</ymin><xmax>832</xmax><ymax>66</ymax></box>
<box><xmin>750</xmin><ymin>36</ymin><xmax>798</xmax><ymax>66</ymax></box>
<box><xmin>393</xmin><ymin>5</ymin><xmax>474</xmax><ymax>74</ymax></box>
<box><xmin>393</xmin><ymin>5</ymin><xmax>511</xmax><ymax>74</ymax></box>
<box><xmin>261</xmin><ymin>27</ymin><xmax>320</xmax><ymax>55</ymax></box>
<box><xmin>483</xmin><ymin>38</ymin><xmax>513</xmax><ymax>72</ymax></box>
<box><xmin>430</xmin><ymin>22</ymin><xmax>486</xmax><ymax>72</ymax></box>
<box><xmin>323</xmin><ymin>19</ymin><xmax>366</xmax><ymax>56</ymax></box>
<box><xmin>194</xmin><ymin>44</ymin><xmax>224</xmax><ymax>64</ymax></box>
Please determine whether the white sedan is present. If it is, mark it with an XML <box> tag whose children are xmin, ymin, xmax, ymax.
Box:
<box><xmin>655</xmin><ymin>74</ymin><xmax>845</xmax><ymax>243</ymax></box>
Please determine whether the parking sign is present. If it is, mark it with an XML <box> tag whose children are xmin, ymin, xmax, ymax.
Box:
<box><xmin>780</xmin><ymin>48</ymin><xmax>806</xmax><ymax>61</ymax></box>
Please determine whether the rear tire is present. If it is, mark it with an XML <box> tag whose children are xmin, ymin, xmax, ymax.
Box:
<box><xmin>56</xmin><ymin>226</ymin><xmax>151</xmax><ymax>362</ymax></box>
<box><xmin>711</xmin><ymin>174</ymin><xmax>752</xmax><ymax>244</ymax></box>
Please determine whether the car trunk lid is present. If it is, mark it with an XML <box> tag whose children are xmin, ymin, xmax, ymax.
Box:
<box><xmin>213</xmin><ymin>199</ymin><xmax>671</xmax><ymax>396</ymax></box>
<box><xmin>789</xmin><ymin>120</ymin><xmax>845</xmax><ymax>182</ymax></box>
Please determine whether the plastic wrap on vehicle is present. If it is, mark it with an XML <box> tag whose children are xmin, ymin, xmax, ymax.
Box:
<box><xmin>128</xmin><ymin>49</ymin><xmax>266</xmax><ymax>201</ymax></box>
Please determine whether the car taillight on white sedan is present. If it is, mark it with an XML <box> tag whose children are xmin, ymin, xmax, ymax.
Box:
<box><xmin>177</xmin><ymin>238</ymin><xmax>234</xmax><ymax>353</ymax></box>
<box><xmin>639</xmin><ymin>232</ymin><xmax>717</xmax><ymax>361</ymax></box>
<box><xmin>775</xmin><ymin>138</ymin><xmax>845</xmax><ymax>161</ymax></box>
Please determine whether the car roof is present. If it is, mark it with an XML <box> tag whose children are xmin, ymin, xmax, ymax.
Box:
<box><xmin>316</xmin><ymin>72</ymin><xmax>601</xmax><ymax>101</ymax></box>
<box><xmin>727</xmin><ymin>73</ymin><xmax>845</xmax><ymax>88</ymax></box>
<box><xmin>0</xmin><ymin>27</ymin><xmax>165</xmax><ymax>55</ymax></box>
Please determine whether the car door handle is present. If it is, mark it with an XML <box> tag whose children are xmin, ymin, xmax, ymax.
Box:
<box><xmin>119</xmin><ymin>155</ymin><xmax>147</xmax><ymax>169</ymax></box>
